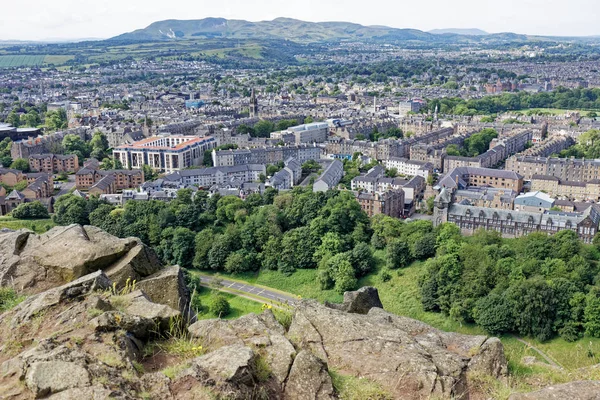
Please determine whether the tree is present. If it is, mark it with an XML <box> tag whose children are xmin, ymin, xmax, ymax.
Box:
<box><xmin>11</xmin><ymin>201</ymin><xmax>49</xmax><ymax>219</ymax></box>
<box><xmin>10</xmin><ymin>158</ymin><xmax>29</xmax><ymax>172</ymax></box>
<box><xmin>209</xmin><ymin>295</ymin><xmax>231</xmax><ymax>317</ymax></box>
<box><xmin>169</xmin><ymin>227</ymin><xmax>196</xmax><ymax>268</ymax></box>
<box><xmin>386</xmin><ymin>239</ymin><xmax>411</xmax><ymax>269</ymax></box>
<box><xmin>63</xmin><ymin>134</ymin><xmax>90</xmax><ymax>160</ymax></box>
<box><xmin>385</xmin><ymin>168</ymin><xmax>398</xmax><ymax>178</ymax></box>
<box><xmin>506</xmin><ymin>279</ymin><xmax>557</xmax><ymax>341</ymax></box>
<box><xmin>335</xmin><ymin>259</ymin><xmax>358</xmax><ymax>294</ymax></box>
<box><xmin>53</xmin><ymin>194</ymin><xmax>89</xmax><ymax>225</ymax></box>
<box><xmin>585</xmin><ymin>287</ymin><xmax>600</xmax><ymax>338</ymax></box>
<box><xmin>473</xmin><ymin>292</ymin><xmax>515</xmax><ymax>335</ymax></box>
<box><xmin>253</xmin><ymin>120</ymin><xmax>276</xmax><ymax>137</ymax></box>
<box><xmin>350</xmin><ymin>242</ymin><xmax>375</xmax><ymax>277</ymax></box>
<box><xmin>142</xmin><ymin>164</ymin><xmax>157</xmax><ymax>181</ymax></box>
<box><xmin>45</xmin><ymin>109</ymin><xmax>67</xmax><ymax>131</ymax></box>
<box><xmin>89</xmin><ymin>131</ymin><xmax>109</xmax><ymax>160</ymax></box>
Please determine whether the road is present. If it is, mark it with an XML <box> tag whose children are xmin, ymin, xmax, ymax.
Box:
<box><xmin>54</xmin><ymin>175</ymin><xmax>76</xmax><ymax>198</ymax></box>
<box><xmin>197</xmin><ymin>274</ymin><xmax>299</xmax><ymax>306</ymax></box>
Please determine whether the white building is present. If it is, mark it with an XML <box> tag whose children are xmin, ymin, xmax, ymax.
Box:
<box><xmin>113</xmin><ymin>135</ymin><xmax>217</xmax><ymax>173</ymax></box>
<box><xmin>383</xmin><ymin>157</ymin><xmax>433</xmax><ymax>179</ymax></box>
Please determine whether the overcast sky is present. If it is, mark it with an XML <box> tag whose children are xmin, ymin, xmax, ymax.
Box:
<box><xmin>1</xmin><ymin>0</ymin><xmax>599</xmax><ymax>41</ymax></box>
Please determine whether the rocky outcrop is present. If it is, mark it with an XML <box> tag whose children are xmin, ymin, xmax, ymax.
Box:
<box><xmin>284</xmin><ymin>350</ymin><xmax>335</xmax><ymax>400</ymax></box>
<box><xmin>288</xmin><ymin>299</ymin><xmax>507</xmax><ymax>400</ymax></box>
<box><xmin>0</xmin><ymin>225</ymin><xmax>162</xmax><ymax>293</ymax></box>
<box><xmin>135</xmin><ymin>265</ymin><xmax>190</xmax><ymax>315</ymax></box>
<box><xmin>0</xmin><ymin>266</ymin><xmax>509</xmax><ymax>400</ymax></box>
<box><xmin>508</xmin><ymin>381</ymin><xmax>600</xmax><ymax>399</ymax></box>
<box><xmin>25</xmin><ymin>360</ymin><xmax>91</xmax><ymax>397</ymax></box>
<box><xmin>188</xmin><ymin>310</ymin><xmax>296</xmax><ymax>386</ymax></box>
<box><xmin>326</xmin><ymin>286</ymin><xmax>384</xmax><ymax>314</ymax></box>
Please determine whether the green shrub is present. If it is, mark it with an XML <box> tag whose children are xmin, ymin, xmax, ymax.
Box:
<box><xmin>209</xmin><ymin>295</ymin><xmax>231</xmax><ymax>317</ymax></box>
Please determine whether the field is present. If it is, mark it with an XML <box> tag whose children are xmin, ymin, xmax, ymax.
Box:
<box><xmin>0</xmin><ymin>55</ymin><xmax>46</xmax><ymax>68</ymax></box>
<box><xmin>0</xmin><ymin>217</ymin><xmax>56</xmax><ymax>233</ymax></box>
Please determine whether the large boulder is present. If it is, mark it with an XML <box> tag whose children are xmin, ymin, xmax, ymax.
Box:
<box><xmin>25</xmin><ymin>361</ymin><xmax>90</xmax><ymax>397</ymax></box>
<box><xmin>192</xmin><ymin>344</ymin><xmax>256</xmax><ymax>385</ymax></box>
<box><xmin>10</xmin><ymin>270</ymin><xmax>111</xmax><ymax>326</ymax></box>
<box><xmin>188</xmin><ymin>310</ymin><xmax>295</xmax><ymax>386</ymax></box>
<box><xmin>288</xmin><ymin>300</ymin><xmax>508</xmax><ymax>400</ymax></box>
<box><xmin>326</xmin><ymin>286</ymin><xmax>384</xmax><ymax>314</ymax></box>
<box><xmin>283</xmin><ymin>350</ymin><xmax>335</xmax><ymax>400</ymax></box>
<box><xmin>103</xmin><ymin>241</ymin><xmax>162</xmax><ymax>288</ymax></box>
<box><xmin>508</xmin><ymin>381</ymin><xmax>600</xmax><ymax>400</ymax></box>
<box><xmin>0</xmin><ymin>225</ymin><xmax>162</xmax><ymax>293</ymax></box>
<box><xmin>121</xmin><ymin>290</ymin><xmax>181</xmax><ymax>329</ymax></box>
<box><xmin>135</xmin><ymin>265</ymin><xmax>190</xmax><ymax>315</ymax></box>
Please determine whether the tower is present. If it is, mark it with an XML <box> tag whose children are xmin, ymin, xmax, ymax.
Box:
<box><xmin>433</xmin><ymin>187</ymin><xmax>452</xmax><ymax>227</ymax></box>
<box><xmin>249</xmin><ymin>88</ymin><xmax>258</xmax><ymax>118</ymax></box>
<box><xmin>434</xmin><ymin>105</ymin><xmax>439</xmax><ymax>121</ymax></box>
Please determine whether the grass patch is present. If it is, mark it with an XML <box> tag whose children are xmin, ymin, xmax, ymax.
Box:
<box><xmin>0</xmin><ymin>217</ymin><xmax>56</xmax><ymax>233</ymax></box>
<box><xmin>193</xmin><ymin>287</ymin><xmax>264</xmax><ymax>320</ymax></box>
<box><xmin>329</xmin><ymin>370</ymin><xmax>392</xmax><ymax>400</ymax></box>
<box><xmin>0</xmin><ymin>287</ymin><xmax>26</xmax><ymax>313</ymax></box>
<box><xmin>161</xmin><ymin>363</ymin><xmax>190</xmax><ymax>380</ymax></box>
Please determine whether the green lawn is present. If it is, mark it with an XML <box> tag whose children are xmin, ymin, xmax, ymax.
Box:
<box><xmin>0</xmin><ymin>217</ymin><xmax>56</xmax><ymax>233</ymax></box>
<box><xmin>193</xmin><ymin>286</ymin><xmax>264</xmax><ymax>320</ymax></box>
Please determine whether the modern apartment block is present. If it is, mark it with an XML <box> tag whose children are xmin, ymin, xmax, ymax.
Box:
<box><xmin>113</xmin><ymin>135</ymin><xmax>217</xmax><ymax>173</ymax></box>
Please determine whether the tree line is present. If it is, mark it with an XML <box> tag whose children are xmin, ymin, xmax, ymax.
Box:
<box><xmin>51</xmin><ymin>187</ymin><xmax>439</xmax><ymax>295</ymax></box>
<box><xmin>425</xmin><ymin>87</ymin><xmax>600</xmax><ymax>115</ymax></box>
<box><xmin>419</xmin><ymin>226</ymin><xmax>600</xmax><ymax>342</ymax></box>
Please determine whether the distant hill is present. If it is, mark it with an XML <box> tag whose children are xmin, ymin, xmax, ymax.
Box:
<box><xmin>110</xmin><ymin>17</ymin><xmax>522</xmax><ymax>43</ymax></box>
<box><xmin>429</xmin><ymin>28</ymin><xmax>488</xmax><ymax>36</ymax></box>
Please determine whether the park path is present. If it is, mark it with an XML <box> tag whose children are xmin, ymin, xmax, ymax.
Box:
<box><xmin>197</xmin><ymin>274</ymin><xmax>299</xmax><ymax>308</ymax></box>
<box><xmin>513</xmin><ymin>336</ymin><xmax>563</xmax><ymax>369</ymax></box>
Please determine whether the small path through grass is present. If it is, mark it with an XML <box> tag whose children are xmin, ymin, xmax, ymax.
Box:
<box><xmin>513</xmin><ymin>336</ymin><xmax>563</xmax><ymax>369</ymax></box>
<box><xmin>197</xmin><ymin>274</ymin><xmax>298</xmax><ymax>309</ymax></box>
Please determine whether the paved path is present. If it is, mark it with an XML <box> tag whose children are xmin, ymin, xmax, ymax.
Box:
<box><xmin>514</xmin><ymin>336</ymin><xmax>563</xmax><ymax>369</ymax></box>
<box><xmin>197</xmin><ymin>274</ymin><xmax>299</xmax><ymax>306</ymax></box>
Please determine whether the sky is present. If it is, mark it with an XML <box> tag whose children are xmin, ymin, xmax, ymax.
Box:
<box><xmin>1</xmin><ymin>0</ymin><xmax>599</xmax><ymax>41</ymax></box>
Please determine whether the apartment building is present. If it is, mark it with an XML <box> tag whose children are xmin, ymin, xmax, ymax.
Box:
<box><xmin>29</xmin><ymin>154</ymin><xmax>79</xmax><ymax>173</ymax></box>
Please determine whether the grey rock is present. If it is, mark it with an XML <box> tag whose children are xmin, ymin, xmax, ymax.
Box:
<box><xmin>188</xmin><ymin>311</ymin><xmax>295</xmax><ymax>385</ymax></box>
<box><xmin>25</xmin><ymin>361</ymin><xmax>90</xmax><ymax>398</ymax></box>
<box><xmin>0</xmin><ymin>224</ymin><xmax>161</xmax><ymax>293</ymax></box>
<box><xmin>89</xmin><ymin>311</ymin><xmax>155</xmax><ymax>339</ymax></box>
<box><xmin>326</xmin><ymin>286</ymin><xmax>384</xmax><ymax>314</ymax></box>
<box><xmin>46</xmin><ymin>386</ymin><xmax>116</xmax><ymax>400</ymax></box>
<box><xmin>284</xmin><ymin>350</ymin><xmax>335</xmax><ymax>400</ymax></box>
<box><xmin>103</xmin><ymin>242</ymin><xmax>162</xmax><ymax>288</ymax></box>
<box><xmin>121</xmin><ymin>290</ymin><xmax>180</xmax><ymax>329</ymax></box>
<box><xmin>508</xmin><ymin>381</ymin><xmax>600</xmax><ymax>399</ymax></box>
<box><xmin>11</xmin><ymin>270</ymin><xmax>111</xmax><ymax>326</ymax></box>
<box><xmin>192</xmin><ymin>344</ymin><xmax>255</xmax><ymax>385</ymax></box>
<box><xmin>135</xmin><ymin>265</ymin><xmax>190</xmax><ymax>315</ymax></box>
<box><xmin>289</xmin><ymin>300</ymin><xmax>508</xmax><ymax>400</ymax></box>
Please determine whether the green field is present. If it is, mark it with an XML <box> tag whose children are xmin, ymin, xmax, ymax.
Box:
<box><xmin>0</xmin><ymin>217</ymin><xmax>56</xmax><ymax>233</ymax></box>
<box><xmin>0</xmin><ymin>55</ymin><xmax>46</xmax><ymax>68</ymax></box>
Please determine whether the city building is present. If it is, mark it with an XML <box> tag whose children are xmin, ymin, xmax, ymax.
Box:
<box><xmin>164</xmin><ymin>164</ymin><xmax>265</xmax><ymax>188</ymax></box>
<box><xmin>313</xmin><ymin>160</ymin><xmax>344</xmax><ymax>192</ymax></box>
<box><xmin>113</xmin><ymin>135</ymin><xmax>217</xmax><ymax>173</ymax></box>
<box><xmin>437</xmin><ymin>166</ymin><xmax>524</xmax><ymax>193</ymax></box>
<box><xmin>28</xmin><ymin>154</ymin><xmax>79</xmax><ymax>173</ymax></box>
<box><xmin>434</xmin><ymin>187</ymin><xmax>600</xmax><ymax>243</ymax></box>
<box><xmin>212</xmin><ymin>145</ymin><xmax>321</xmax><ymax>167</ymax></box>
<box><xmin>382</xmin><ymin>157</ymin><xmax>433</xmax><ymax>179</ymax></box>
<box><xmin>356</xmin><ymin>190</ymin><xmax>405</xmax><ymax>218</ymax></box>
<box><xmin>76</xmin><ymin>168</ymin><xmax>144</xmax><ymax>191</ymax></box>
